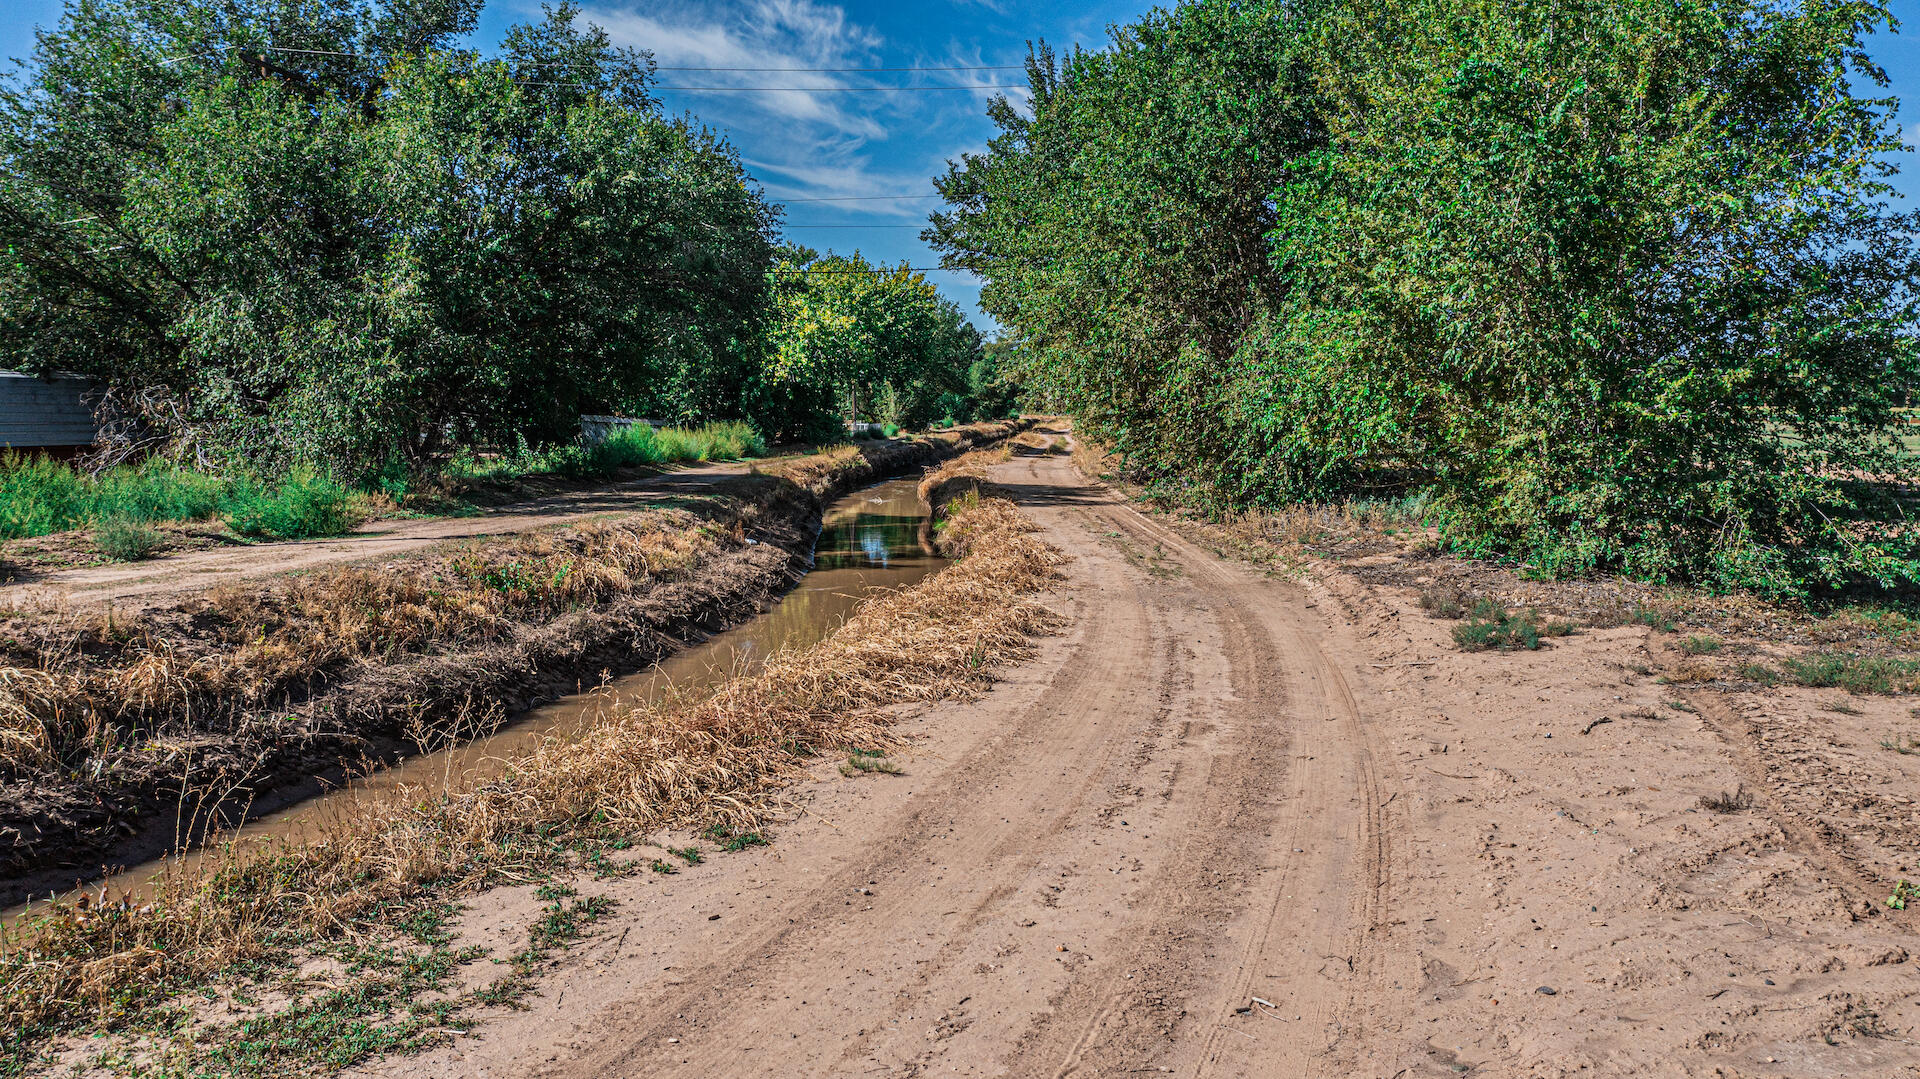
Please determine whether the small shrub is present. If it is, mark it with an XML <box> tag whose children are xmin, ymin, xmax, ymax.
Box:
<box><xmin>1629</xmin><ymin>606</ymin><xmax>1676</xmax><ymax>632</ymax></box>
<box><xmin>1782</xmin><ymin>653</ymin><xmax>1920</xmax><ymax>695</ymax></box>
<box><xmin>1452</xmin><ymin>606</ymin><xmax>1574</xmax><ymax>652</ymax></box>
<box><xmin>1417</xmin><ymin>584</ymin><xmax>1475</xmax><ymax>619</ymax></box>
<box><xmin>1680</xmin><ymin>635</ymin><xmax>1721</xmax><ymax>655</ymax></box>
<box><xmin>1735</xmin><ymin>662</ymin><xmax>1779</xmax><ymax>686</ymax></box>
<box><xmin>1699</xmin><ymin>784</ymin><xmax>1754</xmax><ymax>813</ymax></box>
<box><xmin>94</xmin><ymin>516</ymin><xmax>163</xmax><ymax>562</ymax></box>
<box><xmin>883</xmin><ymin>423</ymin><xmax>901</xmax><ymax>438</ymax></box>
<box><xmin>840</xmin><ymin>751</ymin><xmax>902</xmax><ymax>776</ymax></box>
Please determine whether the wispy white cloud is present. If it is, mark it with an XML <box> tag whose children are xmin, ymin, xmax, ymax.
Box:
<box><xmin>583</xmin><ymin>0</ymin><xmax>887</xmax><ymax>142</ymax></box>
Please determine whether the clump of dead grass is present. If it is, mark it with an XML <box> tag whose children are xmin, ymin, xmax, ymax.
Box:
<box><xmin>0</xmin><ymin>505</ymin><xmax>736</xmax><ymax>778</ymax></box>
<box><xmin>0</xmin><ymin>490</ymin><xmax>1065</xmax><ymax>1058</ymax></box>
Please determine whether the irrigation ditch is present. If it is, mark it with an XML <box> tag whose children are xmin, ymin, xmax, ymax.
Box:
<box><xmin>0</xmin><ymin>420</ymin><xmax>1033</xmax><ymax>906</ymax></box>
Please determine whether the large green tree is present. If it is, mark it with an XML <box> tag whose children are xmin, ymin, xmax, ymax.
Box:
<box><xmin>758</xmin><ymin>249</ymin><xmax>983</xmax><ymax>440</ymax></box>
<box><xmin>1</xmin><ymin>0</ymin><xmax>779</xmax><ymax>475</ymax></box>
<box><xmin>934</xmin><ymin>0</ymin><xmax>1920</xmax><ymax>597</ymax></box>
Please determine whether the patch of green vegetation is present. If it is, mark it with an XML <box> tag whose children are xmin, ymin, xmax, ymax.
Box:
<box><xmin>94</xmin><ymin>515</ymin><xmax>164</xmax><ymax>562</ymax></box>
<box><xmin>196</xmin><ymin>944</ymin><xmax>475</xmax><ymax>1078</ymax></box>
<box><xmin>1452</xmin><ymin>603</ymin><xmax>1575</xmax><ymax>652</ymax></box>
<box><xmin>1735</xmin><ymin>662</ymin><xmax>1779</xmax><ymax>686</ymax></box>
<box><xmin>705</xmin><ymin>824</ymin><xmax>770</xmax><ymax>852</ymax></box>
<box><xmin>1879</xmin><ymin>733</ymin><xmax>1920</xmax><ymax>755</ymax></box>
<box><xmin>0</xmin><ymin>455</ymin><xmax>359</xmax><ymax>541</ymax></box>
<box><xmin>667</xmin><ymin>845</ymin><xmax>704</xmax><ymax>865</ymax></box>
<box><xmin>840</xmin><ymin>750</ymin><xmax>903</xmax><ymax>776</ymax></box>
<box><xmin>648</xmin><ymin>858</ymin><xmax>677</xmax><ymax>875</ymax></box>
<box><xmin>444</xmin><ymin>421</ymin><xmax>767</xmax><ymax>486</ymax></box>
<box><xmin>1888</xmin><ymin>880</ymin><xmax>1917</xmax><ymax>910</ymax></box>
<box><xmin>1782</xmin><ymin>653</ymin><xmax>1920</xmax><ymax>695</ymax></box>
<box><xmin>1679</xmin><ymin>635</ymin><xmax>1721</xmax><ymax>655</ymax></box>
<box><xmin>1628</xmin><ymin>606</ymin><xmax>1676</xmax><ymax>632</ymax></box>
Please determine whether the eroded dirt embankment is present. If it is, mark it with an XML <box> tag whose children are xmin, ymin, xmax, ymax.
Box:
<box><xmin>0</xmin><ymin>422</ymin><xmax>1030</xmax><ymax>893</ymax></box>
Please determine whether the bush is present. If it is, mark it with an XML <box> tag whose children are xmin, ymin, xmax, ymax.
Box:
<box><xmin>1453</xmin><ymin>606</ymin><xmax>1575</xmax><ymax>652</ymax></box>
<box><xmin>1417</xmin><ymin>584</ymin><xmax>1476</xmax><ymax>619</ymax></box>
<box><xmin>94</xmin><ymin>516</ymin><xmax>163</xmax><ymax>562</ymax></box>
<box><xmin>219</xmin><ymin>471</ymin><xmax>359</xmax><ymax>539</ymax></box>
<box><xmin>883</xmin><ymin>423</ymin><xmax>901</xmax><ymax>438</ymax></box>
<box><xmin>933</xmin><ymin>0</ymin><xmax>1920</xmax><ymax>600</ymax></box>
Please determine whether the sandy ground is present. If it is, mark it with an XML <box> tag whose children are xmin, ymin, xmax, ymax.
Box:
<box><xmin>0</xmin><ymin>461</ymin><xmax>760</xmax><ymax>612</ymax></box>
<box><xmin>342</xmin><ymin>450</ymin><xmax>1919</xmax><ymax>1079</ymax></box>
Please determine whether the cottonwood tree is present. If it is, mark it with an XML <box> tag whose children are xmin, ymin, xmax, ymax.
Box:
<box><xmin>0</xmin><ymin>0</ymin><xmax>779</xmax><ymax>476</ymax></box>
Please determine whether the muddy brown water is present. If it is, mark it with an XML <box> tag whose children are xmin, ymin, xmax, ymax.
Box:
<box><xmin>6</xmin><ymin>478</ymin><xmax>943</xmax><ymax>921</ymax></box>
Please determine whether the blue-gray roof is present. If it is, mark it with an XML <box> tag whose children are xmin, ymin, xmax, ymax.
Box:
<box><xmin>0</xmin><ymin>371</ymin><xmax>100</xmax><ymax>448</ymax></box>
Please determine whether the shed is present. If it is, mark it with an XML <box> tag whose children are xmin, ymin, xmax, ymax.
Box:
<box><xmin>0</xmin><ymin>371</ymin><xmax>100</xmax><ymax>454</ymax></box>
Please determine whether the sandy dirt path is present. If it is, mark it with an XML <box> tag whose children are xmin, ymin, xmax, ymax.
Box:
<box><xmin>350</xmin><ymin>448</ymin><xmax>1920</xmax><ymax>1079</ymax></box>
<box><xmin>0</xmin><ymin>460</ymin><xmax>759</xmax><ymax>612</ymax></box>
<box><xmin>358</xmin><ymin>449</ymin><xmax>1416</xmax><ymax>1078</ymax></box>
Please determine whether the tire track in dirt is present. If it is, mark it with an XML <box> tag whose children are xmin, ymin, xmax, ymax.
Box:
<box><xmin>366</xmin><ymin>447</ymin><xmax>1411</xmax><ymax>1079</ymax></box>
<box><xmin>537</xmin><ymin>461</ymin><xmax>1196</xmax><ymax>1077</ymax></box>
<box><xmin>1010</xmin><ymin>463</ymin><xmax>1409</xmax><ymax>1078</ymax></box>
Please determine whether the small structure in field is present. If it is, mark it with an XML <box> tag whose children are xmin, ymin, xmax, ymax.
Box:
<box><xmin>579</xmin><ymin>414</ymin><xmax>663</xmax><ymax>444</ymax></box>
<box><xmin>0</xmin><ymin>371</ymin><xmax>99</xmax><ymax>457</ymax></box>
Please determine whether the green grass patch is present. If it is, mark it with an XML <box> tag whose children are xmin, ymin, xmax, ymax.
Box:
<box><xmin>0</xmin><ymin>455</ymin><xmax>360</xmax><ymax>541</ymax></box>
<box><xmin>445</xmin><ymin>421</ymin><xmax>767</xmax><ymax>486</ymax></box>
<box><xmin>1781</xmin><ymin>652</ymin><xmax>1920</xmax><ymax>695</ymax></box>
<box><xmin>1679</xmin><ymin>635</ymin><xmax>1722</xmax><ymax>655</ymax></box>
<box><xmin>1452</xmin><ymin>604</ymin><xmax>1575</xmax><ymax>652</ymax></box>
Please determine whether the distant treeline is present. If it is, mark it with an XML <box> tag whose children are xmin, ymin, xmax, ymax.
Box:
<box><xmin>930</xmin><ymin>0</ymin><xmax>1920</xmax><ymax>598</ymax></box>
<box><xmin>0</xmin><ymin>0</ymin><xmax>1011</xmax><ymax>484</ymax></box>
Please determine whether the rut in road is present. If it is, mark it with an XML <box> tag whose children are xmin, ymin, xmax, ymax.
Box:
<box><xmin>364</xmin><ymin>449</ymin><xmax>1414</xmax><ymax>1079</ymax></box>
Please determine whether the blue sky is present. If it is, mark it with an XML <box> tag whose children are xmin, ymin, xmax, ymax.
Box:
<box><xmin>4</xmin><ymin>0</ymin><xmax>1920</xmax><ymax>323</ymax></box>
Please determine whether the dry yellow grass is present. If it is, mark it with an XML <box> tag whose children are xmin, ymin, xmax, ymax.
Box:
<box><xmin>0</xmin><ymin>504</ymin><xmax>736</xmax><ymax>775</ymax></box>
<box><xmin>0</xmin><ymin>489</ymin><xmax>1064</xmax><ymax>1052</ymax></box>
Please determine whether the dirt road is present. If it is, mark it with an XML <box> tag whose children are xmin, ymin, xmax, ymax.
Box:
<box><xmin>0</xmin><ymin>461</ymin><xmax>759</xmax><ymax>612</ymax></box>
<box><xmin>357</xmin><ymin>449</ymin><xmax>1920</xmax><ymax>1078</ymax></box>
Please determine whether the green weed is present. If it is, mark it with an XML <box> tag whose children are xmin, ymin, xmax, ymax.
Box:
<box><xmin>667</xmin><ymin>845</ymin><xmax>704</xmax><ymax>865</ymax></box>
<box><xmin>445</xmin><ymin>421</ymin><xmax>766</xmax><ymax>486</ymax></box>
<box><xmin>0</xmin><ymin>455</ymin><xmax>359</xmax><ymax>541</ymax></box>
<box><xmin>1782</xmin><ymin>653</ymin><xmax>1920</xmax><ymax>695</ymax></box>
<box><xmin>1878</xmin><ymin>733</ymin><xmax>1920</xmax><ymax>755</ymax></box>
<box><xmin>1452</xmin><ymin>606</ymin><xmax>1574</xmax><ymax>652</ymax></box>
<box><xmin>1629</xmin><ymin>606</ymin><xmax>1676</xmax><ymax>632</ymax></box>
<box><xmin>1889</xmin><ymin>880</ymin><xmax>1917</xmax><ymax>910</ymax></box>
<box><xmin>840</xmin><ymin>751</ymin><xmax>903</xmax><ymax>775</ymax></box>
<box><xmin>93</xmin><ymin>515</ymin><xmax>163</xmax><ymax>562</ymax></box>
<box><xmin>1680</xmin><ymin>635</ymin><xmax>1722</xmax><ymax>655</ymax></box>
<box><xmin>1736</xmin><ymin>662</ymin><xmax>1779</xmax><ymax>686</ymax></box>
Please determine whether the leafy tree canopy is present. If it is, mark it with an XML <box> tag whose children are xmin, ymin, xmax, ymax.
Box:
<box><xmin>933</xmin><ymin>0</ymin><xmax>1920</xmax><ymax>598</ymax></box>
<box><xmin>1</xmin><ymin>0</ymin><xmax>780</xmax><ymax>476</ymax></box>
<box><xmin>759</xmin><ymin>248</ymin><xmax>984</xmax><ymax>440</ymax></box>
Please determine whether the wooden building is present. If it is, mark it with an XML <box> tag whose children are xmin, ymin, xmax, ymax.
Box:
<box><xmin>0</xmin><ymin>371</ymin><xmax>100</xmax><ymax>457</ymax></box>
